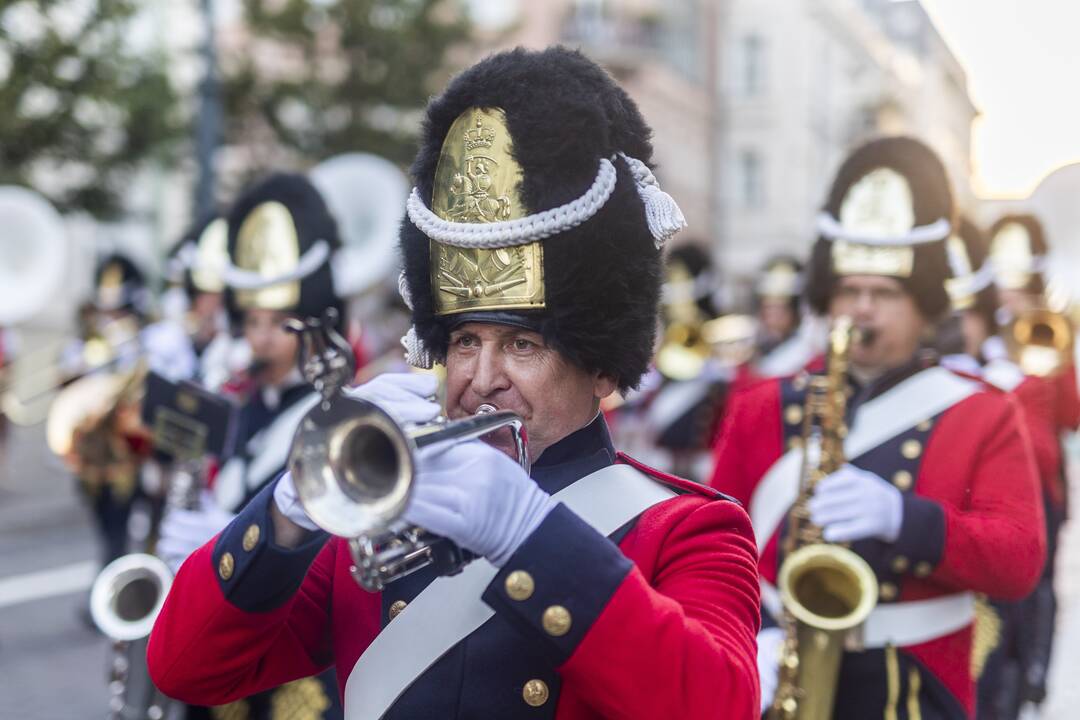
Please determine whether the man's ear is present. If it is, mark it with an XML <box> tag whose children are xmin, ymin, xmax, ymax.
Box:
<box><xmin>592</xmin><ymin>371</ymin><xmax>618</xmax><ymax>401</ymax></box>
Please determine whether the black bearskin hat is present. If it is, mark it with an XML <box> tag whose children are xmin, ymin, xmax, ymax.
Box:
<box><xmin>805</xmin><ymin>136</ymin><xmax>955</xmax><ymax>320</ymax></box>
<box><xmin>223</xmin><ymin>173</ymin><xmax>343</xmax><ymax>327</ymax></box>
<box><xmin>94</xmin><ymin>253</ymin><xmax>148</xmax><ymax>315</ymax></box>
<box><xmin>400</xmin><ymin>46</ymin><xmax>682</xmax><ymax>392</ymax></box>
<box><xmin>987</xmin><ymin>213</ymin><xmax>1048</xmax><ymax>293</ymax></box>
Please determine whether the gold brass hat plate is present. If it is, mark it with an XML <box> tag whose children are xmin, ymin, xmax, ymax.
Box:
<box><xmin>429</xmin><ymin>107</ymin><xmax>545</xmax><ymax>315</ymax></box>
<box><xmin>990</xmin><ymin>221</ymin><xmax>1035</xmax><ymax>289</ymax></box>
<box><xmin>831</xmin><ymin>168</ymin><xmax>916</xmax><ymax>278</ymax></box>
<box><xmin>234</xmin><ymin>201</ymin><xmax>301</xmax><ymax>311</ymax></box>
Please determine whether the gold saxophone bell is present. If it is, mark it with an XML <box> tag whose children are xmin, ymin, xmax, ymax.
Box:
<box><xmin>1006</xmin><ymin>308</ymin><xmax>1074</xmax><ymax>377</ymax></box>
<box><xmin>285</xmin><ymin>312</ymin><xmax>529</xmax><ymax>591</ymax></box>
<box><xmin>89</xmin><ymin>553</ymin><xmax>173</xmax><ymax>642</ymax></box>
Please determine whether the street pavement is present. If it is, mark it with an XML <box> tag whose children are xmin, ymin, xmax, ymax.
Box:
<box><xmin>1</xmin><ymin>423</ymin><xmax>1080</xmax><ymax>718</ymax></box>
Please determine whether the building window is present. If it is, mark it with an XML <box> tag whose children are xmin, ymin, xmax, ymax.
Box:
<box><xmin>738</xmin><ymin>149</ymin><xmax>764</xmax><ymax>210</ymax></box>
<box><xmin>740</xmin><ymin>33</ymin><xmax>764</xmax><ymax>96</ymax></box>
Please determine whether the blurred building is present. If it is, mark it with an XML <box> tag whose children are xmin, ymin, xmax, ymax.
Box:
<box><xmin>471</xmin><ymin>0</ymin><xmax>977</xmax><ymax>307</ymax></box>
<box><xmin>717</xmin><ymin>0</ymin><xmax>976</xmax><ymax>302</ymax></box>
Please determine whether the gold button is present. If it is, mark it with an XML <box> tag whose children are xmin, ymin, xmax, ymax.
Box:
<box><xmin>522</xmin><ymin>678</ymin><xmax>549</xmax><ymax>707</ymax></box>
<box><xmin>879</xmin><ymin>582</ymin><xmax>898</xmax><ymax>601</ymax></box>
<box><xmin>892</xmin><ymin>470</ymin><xmax>913</xmax><ymax>491</ymax></box>
<box><xmin>542</xmin><ymin>605</ymin><xmax>572</xmax><ymax>637</ymax></box>
<box><xmin>505</xmin><ymin>570</ymin><xmax>535</xmax><ymax>601</ymax></box>
<box><xmin>784</xmin><ymin>404</ymin><xmax>803</xmax><ymax>426</ymax></box>
<box><xmin>901</xmin><ymin>439</ymin><xmax>922</xmax><ymax>460</ymax></box>
<box><xmin>891</xmin><ymin>555</ymin><xmax>910</xmax><ymax>573</ymax></box>
<box><xmin>914</xmin><ymin>561</ymin><xmax>933</xmax><ymax>578</ymax></box>
<box><xmin>787</xmin><ymin>437</ymin><xmax>804</xmax><ymax>451</ymax></box>
<box><xmin>388</xmin><ymin>600</ymin><xmax>407</xmax><ymax>620</ymax></box>
<box><xmin>242</xmin><ymin>524</ymin><xmax>260</xmax><ymax>552</ymax></box>
<box><xmin>916</xmin><ymin>419</ymin><xmax>933</xmax><ymax>432</ymax></box>
<box><xmin>218</xmin><ymin>552</ymin><xmax>234</xmax><ymax>581</ymax></box>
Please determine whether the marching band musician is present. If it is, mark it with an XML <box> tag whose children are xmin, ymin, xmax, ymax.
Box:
<box><xmin>148</xmin><ymin>47</ymin><xmax>761</xmax><ymax>719</ymax></box>
<box><xmin>939</xmin><ymin>216</ymin><xmax>1060</xmax><ymax>720</ymax></box>
<box><xmin>709</xmin><ymin>137</ymin><xmax>1046</xmax><ymax>719</ymax></box>
<box><xmin>981</xmin><ymin>214</ymin><xmax>1074</xmax><ymax>709</ymax></box>
<box><xmin>67</xmin><ymin>254</ymin><xmax>153</xmax><ymax>571</ymax></box>
<box><xmin>751</xmin><ymin>255</ymin><xmax>825</xmax><ymax>380</ymax></box>
<box><xmin>154</xmin><ymin>213</ymin><xmax>238</xmax><ymax>391</ymax></box>
<box><xmin>155</xmin><ymin>173</ymin><xmax>345</xmax><ymax>719</ymax></box>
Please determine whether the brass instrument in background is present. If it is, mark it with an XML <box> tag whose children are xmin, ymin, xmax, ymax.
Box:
<box><xmin>1005</xmin><ymin>307</ymin><xmax>1074</xmax><ymax>377</ymax></box>
<box><xmin>286</xmin><ymin>312</ymin><xmax>529</xmax><ymax>591</ymax></box>
<box><xmin>769</xmin><ymin>317</ymin><xmax>878</xmax><ymax>720</ymax></box>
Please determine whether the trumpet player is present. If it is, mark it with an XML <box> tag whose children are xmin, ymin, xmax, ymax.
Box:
<box><xmin>964</xmin><ymin>214</ymin><xmax>1073</xmax><ymax>714</ymax></box>
<box><xmin>709</xmin><ymin>137</ymin><xmax>1046</xmax><ymax>719</ymax></box>
<box><xmin>148</xmin><ymin>47</ymin><xmax>761</xmax><ymax>719</ymax></box>
<box><xmin>155</xmin><ymin>173</ymin><xmax>346</xmax><ymax>719</ymax></box>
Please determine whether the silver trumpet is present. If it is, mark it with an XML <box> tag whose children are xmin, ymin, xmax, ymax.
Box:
<box><xmin>285</xmin><ymin>313</ymin><xmax>529</xmax><ymax>591</ymax></box>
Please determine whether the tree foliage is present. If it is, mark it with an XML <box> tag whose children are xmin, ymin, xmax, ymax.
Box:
<box><xmin>223</xmin><ymin>0</ymin><xmax>472</xmax><ymax>173</ymax></box>
<box><xmin>0</xmin><ymin>0</ymin><xmax>181</xmax><ymax>217</ymax></box>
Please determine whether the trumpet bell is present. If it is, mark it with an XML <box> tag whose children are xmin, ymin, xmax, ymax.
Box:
<box><xmin>777</xmin><ymin>543</ymin><xmax>878</xmax><ymax>633</ymax></box>
<box><xmin>290</xmin><ymin>395</ymin><xmax>415</xmax><ymax>539</ymax></box>
<box><xmin>1008</xmin><ymin>309</ymin><xmax>1074</xmax><ymax>377</ymax></box>
<box><xmin>90</xmin><ymin>554</ymin><xmax>172</xmax><ymax>642</ymax></box>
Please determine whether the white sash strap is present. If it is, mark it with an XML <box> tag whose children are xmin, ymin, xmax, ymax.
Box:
<box><xmin>749</xmin><ymin>367</ymin><xmax>980</xmax><ymax>554</ymax></box>
<box><xmin>343</xmin><ymin>463</ymin><xmax>677</xmax><ymax>720</ymax></box>
<box><xmin>760</xmin><ymin>580</ymin><xmax>975</xmax><ymax>649</ymax></box>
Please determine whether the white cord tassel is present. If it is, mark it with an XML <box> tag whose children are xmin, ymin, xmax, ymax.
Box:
<box><xmin>619</xmin><ymin>154</ymin><xmax>686</xmax><ymax>249</ymax></box>
<box><xmin>400</xmin><ymin>326</ymin><xmax>434</xmax><ymax>369</ymax></box>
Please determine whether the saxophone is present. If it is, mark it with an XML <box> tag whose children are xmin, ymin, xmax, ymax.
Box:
<box><xmin>768</xmin><ymin>317</ymin><xmax>879</xmax><ymax>720</ymax></box>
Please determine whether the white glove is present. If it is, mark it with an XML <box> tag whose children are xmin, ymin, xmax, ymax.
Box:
<box><xmin>757</xmin><ymin>626</ymin><xmax>785</xmax><ymax>714</ymax></box>
<box><xmin>273</xmin><ymin>373</ymin><xmax>443</xmax><ymax>533</ymax></box>
<box><xmin>403</xmin><ymin>441</ymin><xmax>556</xmax><ymax>567</ymax></box>
<box><xmin>273</xmin><ymin>470</ymin><xmax>319</xmax><ymax>532</ymax></box>
<box><xmin>344</xmin><ymin>373</ymin><xmax>442</xmax><ymax>425</ymax></box>
<box><xmin>157</xmin><ymin>491</ymin><xmax>236</xmax><ymax>573</ymax></box>
<box><xmin>808</xmin><ymin>464</ymin><xmax>903</xmax><ymax>543</ymax></box>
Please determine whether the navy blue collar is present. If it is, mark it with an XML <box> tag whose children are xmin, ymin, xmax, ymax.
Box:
<box><xmin>530</xmin><ymin>414</ymin><xmax>616</xmax><ymax>495</ymax></box>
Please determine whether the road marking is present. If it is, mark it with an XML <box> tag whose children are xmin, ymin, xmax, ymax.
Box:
<box><xmin>0</xmin><ymin>560</ymin><xmax>97</xmax><ymax>609</ymax></box>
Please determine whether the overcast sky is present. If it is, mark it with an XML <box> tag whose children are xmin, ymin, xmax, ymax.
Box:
<box><xmin>919</xmin><ymin>0</ymin><xmax>1080</xmax><ymax>198</ymax></box>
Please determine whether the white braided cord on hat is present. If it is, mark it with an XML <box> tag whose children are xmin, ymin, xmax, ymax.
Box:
<box><xmin>399</xmin><ymin>152</ymin><xmax>688</xmax><ymax>368</ymax></box>
<box><xmin>816</xmin><ymin>213</ymin><xmax>951</xmax><ymax>246</ymax></box>
<box><xmin>405</xmin><ymin>158</ymin><xmax>618</xmax><ymax>249</ymax></box>
<box><xmin>221</xmin><ymin>239</ymin><xmax>331</xmax><ymax>290</ymax></box>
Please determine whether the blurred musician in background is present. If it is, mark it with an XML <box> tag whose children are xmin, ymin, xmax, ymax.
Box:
<box><xmin>155</xmin><ymin>172</ymin><xmax>346</xmax><ymax>719</ymax></box>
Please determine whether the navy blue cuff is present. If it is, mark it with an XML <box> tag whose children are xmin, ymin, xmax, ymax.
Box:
<box><xmin>886</xmin><ymin>494</ymin><xmax>946</xmax><ymax>578</ymax></box>
<box><xmin>482</xmin><ymin>503</ymin><xmax>633</xmax><ymax>666</ymax></box>
<box><xmin>212</xmin><ymin>479</ymin><xmax>329</xmax><ymax>612</ymax></box>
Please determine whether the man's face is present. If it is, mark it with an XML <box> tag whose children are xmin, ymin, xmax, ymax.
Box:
<box><xmin>829</xmin><ymin>275</ymin><xmax>926</xmax><ymax>372</ymax></box>
<box><xmin>758</xmin><ymin>298</ymin><xmax>797</xmax><ymax>341</ymax></box>
<box><xmin>242</xmin><ymin>308</ymin><xmax>298</xmax><ymax>385</ymax></box>
<box><xmin>444</xmin><ymin>322</ymin><xmax>617</xmax><ymax>462</ymax></box>
<box><xmin>191</xmin><ymin>292</ymin><xmax>223</xmax><ymax>341</ymax></box>
<box><xmin>998</xmin><ymin>287</ymin><xmax>1039</xmax><ymax>318</ymax></box>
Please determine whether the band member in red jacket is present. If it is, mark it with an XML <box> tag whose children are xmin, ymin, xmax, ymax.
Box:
<box><xmin>710</xmin><ymin>137</ymin><xmax>1045</xmax><ymax>719</ymax></box>
<box><xmin>148</xmin><ymin>47</ymin><xmax>761</xmax><ymax>719</ymax></box>
<box><xmin>980</xmin><ymin>213</ymin><xmax>1074</xmax><ymax>710</ymax></box>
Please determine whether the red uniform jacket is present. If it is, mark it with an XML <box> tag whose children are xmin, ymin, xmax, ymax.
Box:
<box><xmin>148</xmin><ymin>418</ymin><xmax>761</xmax><ymax>719</ymax></box>
<box><xmin>709</xmin><ymin>367</ymin><xmax>1045</xmax><ymax>717</ymax></box>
